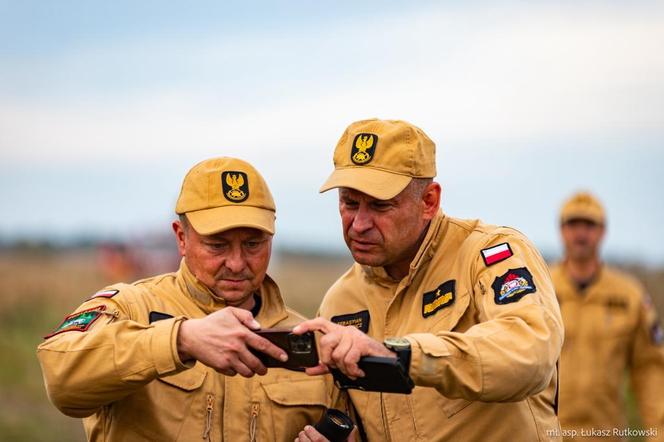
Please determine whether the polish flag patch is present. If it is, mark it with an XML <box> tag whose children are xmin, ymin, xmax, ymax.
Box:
<box><xmin>90</xmin><ymin>289</ymin><xmax>119</xmax><ymax>299</ymax></box>
<box><xmin>481</xmin><ymin>243</ymin><xmax>513</xmax><ymax>266</ymax></box>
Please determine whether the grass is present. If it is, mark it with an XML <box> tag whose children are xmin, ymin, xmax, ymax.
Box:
<box><xmin>1</xmin><ymin>301</ymin><xmax>86</xmax><ymax>441</ymax></box>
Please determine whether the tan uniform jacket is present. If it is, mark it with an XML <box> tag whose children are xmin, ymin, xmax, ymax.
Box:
<box><xmin>552</xmin><ymin>263</ymin><xmax>664</xmax><ymax>441</ymax></box>
<box><xmin>319</xmin><ymin>212</ymin><xmax>564</xmax><ymax>441</ymax></box>
<box><xmin>37</xmin><ymin>260</ymin><xmax>337</xmax><ymax>441</ymax></box>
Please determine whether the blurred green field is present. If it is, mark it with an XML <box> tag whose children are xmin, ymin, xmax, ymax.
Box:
<box><xmin>1</xmin><ymin>247</ymin><xmax>661</xmax><ymax>441</ymax></box>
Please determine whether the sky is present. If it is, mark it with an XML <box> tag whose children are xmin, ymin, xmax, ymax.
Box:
<box><xmin>1</xmin><ymin>1</ymin><xmax>663</xmax><ymax>264</ymax></box>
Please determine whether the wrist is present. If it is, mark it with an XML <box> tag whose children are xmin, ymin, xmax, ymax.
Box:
<box><xmin>383</xmin><ymin>337</ymin><xmax>411</xmax><ymax>373</ymax></box>
<box><xmin>176</xmin><ymin>319</ymin><xmax>194</xmax><ymax>363</ymax></box>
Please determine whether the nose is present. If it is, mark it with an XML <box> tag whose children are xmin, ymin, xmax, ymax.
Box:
<box><xmin>224</xmin><ymin>245</ymin><xmax>246</xmax><ymax>274</ymax></box>
<box><xmin>351</xmin><ymin>203</ymin><xmax>374</xmax><ymax>234</ymax></box>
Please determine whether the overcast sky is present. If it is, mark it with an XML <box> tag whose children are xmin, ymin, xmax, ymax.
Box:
<box><xmin>1</xmin><ymin>1</ymin><xmax>663</xmax><ymax>264</ymax></box>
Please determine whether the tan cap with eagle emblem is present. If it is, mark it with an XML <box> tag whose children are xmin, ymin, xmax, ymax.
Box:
<box><xmin>320</xmin><ymin>119</ymin><xmax>437</xmax><ymax>200</ymax></box>
<box><xmin>175</xmin><ymin>157</ymin><xmax>276</xmax><ymax>235</ymax></box>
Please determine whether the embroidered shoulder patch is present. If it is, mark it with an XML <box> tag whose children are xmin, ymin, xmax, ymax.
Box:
<box><xmin>481</xmin><ymin>243</ymin><xmax>513</xmax><ymax>266</ymax></box>
<box><xmin>90</xmin><ymin>289</ymin><xmax>119</xmax><ymax>299</ymax></box>
<box><xmin>331</xmin><ymin>310</ymin><xmax>370</xmax><ymax>333</ymax></box>
<box><xmin>422</xmin><ymin>280</ymin><xmax>456</xmax><ymax>318</ymax></box>
<box><xmin>149</xmin><ymin>311</ymin><xmax>174</xmax><ymax>323</ymax></box>
<box><xmin>44</xmin><ymin>305</ymin><xmax>106</xmax><ymax>339</ymax></box>
<box><xmin>492</xmin><ymin>268</ymin><xmax>536</xmax><ymax>305</ymax></box>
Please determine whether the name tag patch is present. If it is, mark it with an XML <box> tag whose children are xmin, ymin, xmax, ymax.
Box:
<box><xmin>492</xmin><ymin>268</ymin><xmax>536</xmax><ymax>305</ymax></box>
<box><xmin>422</xmin><ymin>280</ymin><xmax>456</xmax><ymax>318</ymax></box>
<box><xmin>44</xmin><ymin>305</ymin><xmax>106</xmax><ymax>339</ymax></box>
<box><xmin>331</xmin><ymin>310</ymin><xmax>370</xmax><ymax>333</ymax></box>
<box><xmin>606</xmin><ymin>298</ymin><xmax>628</xmax><ymax>310</ymax></box>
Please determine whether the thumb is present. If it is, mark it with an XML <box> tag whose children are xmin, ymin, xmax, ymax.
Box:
<box><xmin>231</xmin><ymin>307</ymin><xmax>261</xmax><ymax>330</ymax></box>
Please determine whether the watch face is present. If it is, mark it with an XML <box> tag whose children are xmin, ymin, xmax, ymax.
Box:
<box><xmin>385</xmin><ymin>337</ymin><xmax>410</xmax><ymax>350</ymax></box>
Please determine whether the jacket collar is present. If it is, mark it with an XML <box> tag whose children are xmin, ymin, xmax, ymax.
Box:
<box><xmin>176</xmin><ymin>259</ymin><xmax>288</xmax><ymax>326</ymax></box>
<box><xmin>556</xmin><ymin>259</ymin><xmax>606</xmax><ymax>298</ymax></box>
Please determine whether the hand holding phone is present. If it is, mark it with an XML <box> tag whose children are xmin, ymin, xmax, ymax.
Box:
<box><xmin>251</xmin><ymin>328</ymin><xmax>319</xmax><ymax>371</ymax></box>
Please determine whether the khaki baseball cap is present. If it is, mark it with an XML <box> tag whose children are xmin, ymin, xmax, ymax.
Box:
<box><xmin>175</xmin><ymin>157</ymin><xmax>276</xmax><ymax>235</ymax></box>
<box><xmin>319</xmin><ymin>119</ymin><xmax>437</xmax><ymax>200</ymax></box>
<box><xmin>560</xmin><ymin>191</ymin><xmax>605</xmax><ymax>225</ymax></box>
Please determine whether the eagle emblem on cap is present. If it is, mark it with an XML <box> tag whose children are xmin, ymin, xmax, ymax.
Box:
<box><xmin>351</xmin><ymin>133</ymin><xmax>377</xmax><ymax>165</ymax></box>
<box><xmin>221</xmin><ymin>171</ymin><xmax>249</xmax><ymax>203</ymax></box>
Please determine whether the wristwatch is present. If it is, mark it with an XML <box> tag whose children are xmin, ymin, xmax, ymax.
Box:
<box><xmin>383</xmin><ymin>337</ymin><xmax>411</xmax><ymax>373</ymax></box>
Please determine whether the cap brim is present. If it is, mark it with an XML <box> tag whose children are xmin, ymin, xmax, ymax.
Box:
<box><xmin>561</xmin><ymin>211</ymin><xmax>604</xmax><ymax>225</ymax></box>
<box><xmin>319</xmin><ymin>168</ymin><xmax>412</xmax><ymax>200</ymax></box>
<box><xmin>185</xmin><ymin>205</ymin><xmax>275</xmax><ymax>235</ymax></box>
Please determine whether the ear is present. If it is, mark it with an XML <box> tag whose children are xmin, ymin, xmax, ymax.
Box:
<box><xmin>422</xmin><ymin>182</ymin><xmax>441</xmax><ymax>221</ymax></box>
<box><xmin>172</xmin><ymin>220</ymin><xmax>187</xmax><ymax>257</ymax></box>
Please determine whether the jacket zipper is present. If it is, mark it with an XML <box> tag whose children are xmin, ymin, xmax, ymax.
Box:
<box><xmin>249</xmin><ymin>402</ymin><xmax>260</xmax><ymax>442</ymax></box>
<box><xmin>380</xmin><ymin>393</ymin><xmax>391</xmax><ymax>442</ymax></box>
<box><xmin>203</xmin><ymin>394</ymin><xmax>214</xmax><ymax>441</ymax></box>
<box><xmin>101</xmin><ymin>310</ymin><xmax>120</xmax><ymax>320</ymax></box>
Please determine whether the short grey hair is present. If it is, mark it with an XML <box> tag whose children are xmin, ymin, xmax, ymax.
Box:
<box><xmin>405</xmin><ymin>178</ymin><xmax>433</xmax><ymax>199</ymax></box>
<box><xmin>178</xmin><ymin>214</ymin><xmax>190</xmax><ymax>233</ymax></box>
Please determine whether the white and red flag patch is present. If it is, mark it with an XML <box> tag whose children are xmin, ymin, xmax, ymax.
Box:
<box><xmin>481</xmin><ymin>243</ymin><xmax>513</xmax><ymax>266</ymax></box>
<box><xmin>90</xmin><ymin>289</ymin><xmax>119</xmax><ymax>299</ymax></box>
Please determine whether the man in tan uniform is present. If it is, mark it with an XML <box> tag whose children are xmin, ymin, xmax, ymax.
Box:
<box><xmin>37</xmin><ymin>157</ymin><xmax>337</xmax><ymax>441</ymax></box>
<box><xmin>295</xmin><ymin>119</ymin><xmax>564</xmax><ymax>441</ymax></box>
<box><xmin>552</xmin><ymin>192</ymin><xmax>664</xmax><ymax>441</ymax></box>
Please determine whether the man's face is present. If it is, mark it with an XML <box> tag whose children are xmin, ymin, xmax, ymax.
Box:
<box><xmin>173</xmin><ymin>222</ymin><xmax>272</xmax><ymax>306</ymax></box>
<box><xmin>338</xmin><ymin>182</ymin><xmax>438</xmax><ymax>272</ymax></box>
<box><xmin>561</xmin><ymin>218</ymin><xmax>604</xmax><ymax>261</ymax></box>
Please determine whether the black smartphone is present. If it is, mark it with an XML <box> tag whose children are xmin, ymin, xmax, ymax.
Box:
<box><xmin>330</xmin><ymin>356</ymin><xmax>414</xmax><ymax>394</ymax></box>
<box><xmin>252</xmin><ymin>328</ymin><xmax>319</xmax><ymax>371</ymax></box>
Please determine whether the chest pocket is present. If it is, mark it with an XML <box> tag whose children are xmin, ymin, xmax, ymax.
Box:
<box><xmin>602</xmin><ymin>299</ymin><xmax>634</xmax><ymax>337</ymax></box>
<box><xmin>158</xmin><ymin>365</ymin><xmax>207</xmax><ymax>391</ymax></box>
<box><xmin>581</xmin><ymin>299</ymin><xmax>634</xmax><ymax>339</ymax></box>
<box><xmin>421</xmin><ymin>290</ymin><xmax>471</xmax><ymax>333</ymax></box>
<box><xmin>112</xmin><ymin>365</ymin><xmax>208</xmax><ymax>441</ymax></box>
<box><xmin>158</xmin><ymin>366</ymin><xmax>209</xmax><ymax>441</ymax></box>
<box><xmin>258</xmin><ymin>376</ymin><xmax>329</xmax><ymax>441</ymax></box>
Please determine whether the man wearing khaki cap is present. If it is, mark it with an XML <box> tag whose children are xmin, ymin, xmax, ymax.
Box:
<box><xmin>38</xmin><ymin>157</ymin><xmax>337</xmax><ymax>441</ymax></box>
<box><xmin>294</xmin><ymin>119</ymin><xmax>564</xmax><ymax>441</ymax></box>
<box><xmin>551</xmin><ymin>192</ymin><xmax>664</xmax><ymax>441</ymax></box>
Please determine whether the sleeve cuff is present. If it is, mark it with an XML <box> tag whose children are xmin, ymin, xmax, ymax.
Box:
<box><xmin>405</xmin><ymin>333</ymin><xmax>451</xmax><ymax>386</ymax></box>
<box><xmin>151</xmin><ymin>317</ymin><xmax>193</xmax><ymax>375</ymax></box>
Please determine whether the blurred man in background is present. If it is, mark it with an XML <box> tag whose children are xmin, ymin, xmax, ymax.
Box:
<box><xmin>38</xmin><ymin>157</ymin><xmax>336</xmax><ymax>441</ymax></box>
<box><xmin>551</xmin><ymin>192</ymin><xmax>664</xmax><ymax>441</ymax></box>
<box><xmin>295</xmin><ymin>119</ymin><xmax>563</xmax><ymax>441</ymax></box>
<box><xmin>97</xmin><ymin>242</ymin><xmax>144</xmax><ymax>282</ymax></box>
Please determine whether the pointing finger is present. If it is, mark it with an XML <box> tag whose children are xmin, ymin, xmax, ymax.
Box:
<box><xmin>293</xmin><ymin>318</ymin><xmax>336</xmax><ymax>335</ymax></box>
<box><xmin>245</xmin><ymin>332</ymin><xmax>288</xmax><ymax>362</ymax></box>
